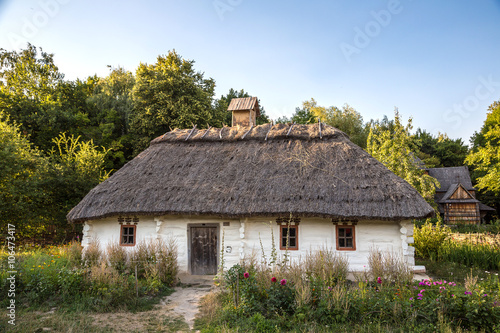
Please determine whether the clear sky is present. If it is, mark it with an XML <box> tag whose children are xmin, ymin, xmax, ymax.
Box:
<box><xmin>1</xmin><ymin>0</ymin><xmax>499</xmax><ymax>144</ymax></box>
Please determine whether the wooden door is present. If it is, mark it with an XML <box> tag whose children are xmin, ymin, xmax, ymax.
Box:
<box><xmin>190</xmin><ymin>226</ymin><xmax>218</xmax><ymax>275</ymax></box>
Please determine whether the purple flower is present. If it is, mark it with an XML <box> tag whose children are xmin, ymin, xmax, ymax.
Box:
<box><xmin>464</xmin><ymin>291</ymin><xmax>472</xmax><ymax>295</ymax></box>
<box><xmin>243</xmin><ymin>272</ymin><xmax>249</xmax><ymax>278</ymax></box>
<box><xmin>483</xmin><ymin>294</ymin><xmax>488</xmax><ymax>297</ymax></box>
<box><xmin>377</xmin><ymin>277</ymin><xmax>382</xmax><ymax>284</ymax></box>
<box><xmin>420</xmin><ymin>289</ymin><xmax>425</xmax><ymax>293</ymax></box>
<box><xmin>409</xmin><ymin>297</ymin><xmax>413</xmax><ymax>301</ymax></box>
<box><xmin>280</xmin><ymin>279</ymin><xmax>287</xmax><ymax>286</ymax></box>
<box><xmin>418</xmin><ymin>293</ymin><xmax>423</xmax><ymax>297</ymax></box>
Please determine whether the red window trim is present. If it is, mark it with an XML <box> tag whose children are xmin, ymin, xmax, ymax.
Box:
<box><xmin>120</xmin><ymin>224</ymin><xmax>136</xmax><ymax>246</ymax></box>
<box><xmin>336</xmin><ymin>225</ymin><xmax>356</xmax><ymax>251</ymax></box>
<box><xmin>280</xmin><ymin>224</ymin><xmax>299</xmax><ymax>251</ymax></box>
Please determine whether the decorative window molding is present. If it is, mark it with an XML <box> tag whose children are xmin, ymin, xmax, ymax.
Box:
<box><xmin>120</xmin><ymin>225</ymin><xmax>136</xmax><ymax>246</ymax></box>
<box><xmin>280</xmin><ymin>224</ymin><xmax>299</xmax><ymax>250</ymax></box>
<box><xmin>336</xmin><ymin>225</ymin><xmax>356</xmax><ymax>251</ymax></box>
<box><xmin>275</xmin><ymin>216</ymin><xmax>301</xmax><ymax>225</ymax></box>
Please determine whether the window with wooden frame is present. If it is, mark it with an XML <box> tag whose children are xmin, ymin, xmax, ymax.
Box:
<box><xmin>120</xmin><ymin>225</ymin><xmax>136</xmax><ymax>246</ymax></box>
<box><xmin>336</xmin><ymin>225</ymin><xmax>355</xmax><ymax>250</ymax></box>
<box><xmin>280</xmin><ymin>225</ymin><xmax>298</xmax><ymax>250</ymax></box>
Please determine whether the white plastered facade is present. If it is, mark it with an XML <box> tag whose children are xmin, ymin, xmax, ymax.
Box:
<box><xmin>81</xmin><ymin>215</ymin><xmax>416</xmax><ymax>273</ymax></box>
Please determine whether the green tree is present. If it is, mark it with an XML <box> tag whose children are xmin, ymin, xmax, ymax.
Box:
<box><xmin>0</xmin><ymin>44</ymin><xmax>82</xmax><ymax>151</ymax></box>
<box><xmin>466</xmin><ymin>102</ymin><xmax>500</xmax><ymax>195</ymax></box>
<box><xmin>45</xmin><ymin>133</ymin><xmax>110</xmax><ymax>233</ymax></box>
<box><xmin>414</xmin><ymin>129</ymin><xmax>468</xmax><ymax>167</ymax></box>
<box><xmin>130</xmin><ymin>51</ymin><xmax>216</xmax><ymax>153</ymax></box>
<box><xmin>298</xmin><ymin>98</ymin><xmax>368</xmax><ymax>147</ymax></box>
<box><xmin>367</xmin><ymin>109</ymin><xmax>439</xmax><ymax>206</ymax></box>
<box><xmin>86</xmin><ymin>67</ymin><xmax>135</xmax><ymax>169</ymax></box>
<box><xmin>0</xmin><ymin>112</ymin><xmax>50</xmax><ymax>237</ymax></box>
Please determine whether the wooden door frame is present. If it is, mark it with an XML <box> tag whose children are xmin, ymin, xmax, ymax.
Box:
<box><xmin>187</xmin><ymin>223</ymin><xmax>219</xmax><ymax>275</ymax></box>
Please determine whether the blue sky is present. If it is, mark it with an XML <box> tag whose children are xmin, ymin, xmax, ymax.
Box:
<box><xmin>1</xmin><ymin>0</ymin><xmax>500</xmax><ymax>144</ymax></box>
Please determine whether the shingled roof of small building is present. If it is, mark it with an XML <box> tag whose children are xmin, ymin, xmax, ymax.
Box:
<box><xmin>67</xmin><ymin>123</ymin><xmax>434</xmax><ymax>223</ymax></box>
<box><xmin>427</xmin><ymin>166</ymin><xmax>474</xmax><ymax>192</ymax></box>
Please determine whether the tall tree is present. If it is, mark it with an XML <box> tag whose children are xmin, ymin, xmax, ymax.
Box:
<box><xmin>0</xmin><ymin>112</ymin><xmax>50</xmax><ymax>237</ymax></box>
<box><xmin>86</xmin><ymin>67</ymin><xmax>135</xmax><ymax>168</ymax></box>
<box><xmin>414</xmin><ymin>129</ymin><xmax>468</xmax><ymax>167</ymax></box>
<box><xmin>298</xmin><ymin>98</ymin><xmax>368</xmax><ymax>147</ymax></box>
<box><xmin>130</xmin><ymin>51</ymin><xmax>216</xmax><ymax>153</ymax></box>
<box><xmin>367</xmin><ymin>109</ymin><xmax>439</xmax><ymax>206</ymax></box>
<box><xmin>466</xmin><ymin>101</ymin><xmax>500</xmax><ymax>195</ymax></box>
<box><xmin>0</xmin><ymin>44</ymin><xmax>81</xmax><ymax>151</ymax></box>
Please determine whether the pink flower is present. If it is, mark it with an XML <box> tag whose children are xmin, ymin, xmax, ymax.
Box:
<box><xmin>377</xmin><ymin>277</ymin><xmax>382</xmax><ymax>284</ymax></box>
<box><xmin>271</xmin><ymin>277</ymin><xmax>277</xmax><ymax>282</ymax></box>
<box><xmin>280</xmin><ymin>279</ymin><xmax>287</xmax><ymax>286</ymax></box>
<box><xmin>243</xmin><ymin>272</ymin><xmax>249</xmax><ymax>278</ymax></box>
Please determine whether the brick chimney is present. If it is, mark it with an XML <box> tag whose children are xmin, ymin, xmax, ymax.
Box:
<box><xmin>228</xmin><ymin>97</ymin><xmax>260</xmax><ymax>127</ymax></box>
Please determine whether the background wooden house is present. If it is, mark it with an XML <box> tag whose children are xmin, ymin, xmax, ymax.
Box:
<box><xmin>427</xmin><ymin>166</ymin><xmax>496</xmax><ymax>224</ymax></box>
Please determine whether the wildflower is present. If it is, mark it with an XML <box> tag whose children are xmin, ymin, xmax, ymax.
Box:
<box><xmin>409</xmin><ymin>297</ymin><xmax>413</xmax><ymax>301</ymax></box>
<box><xmin>243</xmin><ymin>272</ymin><xmax>249</xmax><ymax>278</ymax></box>
<box><xmin>451</xmin><ymin>294</ymin><xmax>455</xmax><ymax>297</ymax></box>
<box><xmin>420</xmin><ymin>289</ymin><xmax>425</xmax><ymax>293</ymax></box>
<box><xmin>280</xmin><ymin>279</ymin><xmax>287</xmax><ymax>286</ymax></box>
<box><xmin>483</xmin><ymin>294</ymin><xmax>488</xmax><ymax>297</ymax></box>
<box><xmin>464</xmin><ymin>291</ymin><xmax>472</xmax><ymax>295</ymax></box>
<box><xmin>418</xmin><ymin>293</ymin><xmax>423</xmax><ymax>297</ymax></box>
<box><xmin>271</xmin><ymin>277</ymin><xmax>277</xmax><ymax>282</ymax></box>
<box><xmin>377</xmin><ymin>277</ymin><xmax>382</xmax><ymax>284</ymax></box>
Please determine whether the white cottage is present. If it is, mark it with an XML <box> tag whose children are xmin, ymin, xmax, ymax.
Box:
<box><xmin>67</xmin><ymin>97</ymin><xmax>434</xmax><ymax>275</ymax></box>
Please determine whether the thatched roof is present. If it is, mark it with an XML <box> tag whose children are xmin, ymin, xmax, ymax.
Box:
<box><xmin>67</xmin><ymin>123</ymin><xmax>434</xmax><ymax>223</ymax></box>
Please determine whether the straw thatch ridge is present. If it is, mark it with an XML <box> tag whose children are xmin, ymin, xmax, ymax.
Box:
<box><xmin>67</xmin><ymin>123</ymin><xmax>434</xmax><ymax>223</ymax></box>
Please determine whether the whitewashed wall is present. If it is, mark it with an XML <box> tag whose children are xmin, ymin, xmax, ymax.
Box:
<box><xmin>82</xmin><ymin>215</ymin><xmax>415</xmax><ymax>274</ymax></box>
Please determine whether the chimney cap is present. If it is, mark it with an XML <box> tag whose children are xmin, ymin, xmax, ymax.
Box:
<box><xmin>228</xmin><ymin>97</ymin><xmax>260</xmax><ymax>117</ymax></box>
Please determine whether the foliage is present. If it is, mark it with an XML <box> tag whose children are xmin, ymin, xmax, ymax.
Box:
<box><xmin>130</xmin><ymin>50</ymin><xmax>216</xmax><ymax>153</ymax></box>
<box><xmin>0</xmin><ymin>240</ymin><xmax>177</xmax><ymax>314</ymax></box>
<box><xmin>85</xmin><ymin>66</ymin><xmax>136</xmax><ymax>169</ymax></box>
<box><xmin>413</xmin><ymin>219</ymin><xmax>451</xmax><ymax>260</ymax></box>
<box><xmin>466</xmin><ymin>101</ymin><xmax>500</xmax><ymax>195</ymax></box>
<box><xmin>299</xmin><ymin>98</ymin><xmax>369</xmax><ymax>147</ymax></box>
<box><xmin>0</xmin><ymin>112</ymin><xmax>52</xmax><ymax>237</ymax></box>
<box><xmin>0</xmin><ymin>44</ymin><xmax>86</xmax><ymax>152</ymax></box>
<box><xmin>414</xmin><ymin>128</ymin><xmax>469</xmax><ymax>167</ymax></box>
<box><xmin>367</xmin><ymin>109</ymin><xmax>440</xmax><ymax>205</ymax></box>
<box><xmin>200</xmin><ymin>261</ymin><xmax>500</xmax><ymax>332</ymax></box>
<box><xmin>366</xmin><ymin>248</ymin><xmax>414</xmax><ymax>285</ymax></box>
<box><xmin>438</xmin><ymin>233</ymin><xmax>500</xmax><ymax>271</ymax></box>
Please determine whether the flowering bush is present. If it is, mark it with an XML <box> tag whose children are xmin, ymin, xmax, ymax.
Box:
<box><xmin>217</xmin><ymin>263</ymin><xmax>500</xmax><ymax>332</ymax></box>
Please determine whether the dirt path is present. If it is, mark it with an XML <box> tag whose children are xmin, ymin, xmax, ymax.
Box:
<box><xmin>90</xmin><ymin>285</ymin><xmax>212</xmax><ymax>332</ymax></box>
<box><xmin>161</xmin><ymin>285</ymin><xmax>212</xmax><ymax>330</ymax></box>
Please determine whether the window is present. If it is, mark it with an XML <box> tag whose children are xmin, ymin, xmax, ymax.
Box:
<box><xmin>280</xmin><ymin>225</ymin><xmax>298</xmax><ymax>250</ymax></box>
<box><xmin>120</xmin><ymin>225</ymin><xmax>136</xmax><ymax>246</ymax></box>
<box><xmin>336</xmin><ymin>225</ymin><xmax>355</xmax><ymax>250</ymax></box>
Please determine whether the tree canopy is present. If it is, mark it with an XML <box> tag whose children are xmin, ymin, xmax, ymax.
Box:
<box><xmin>367</xmin><ymin>109</ymin><xmax>439</xmax><ymax>206</ymax></box>
<box><xmin>466</xmin><ymin>101</ymin><xmax>500</xmax><ymax>195</ymax></box>
<box><xmin>130</xmin><ymin>51</ymin><xmax>216</xmax><ymax>153</ymax></box>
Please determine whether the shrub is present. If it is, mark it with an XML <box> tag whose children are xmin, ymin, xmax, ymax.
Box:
<box><xmin>414</xmin><ymin>219</ymin><xmax>451</xmax><ymax>259</ymax></box>
<box><xmin>130</xmin><ymin>237</ymin><xmax>178</xmax><ymax>286</ymax></box>
<box><xmin>87</xmin><ymin>262</ymin><xmax>135</xmax><ymax>309</ymax></box>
